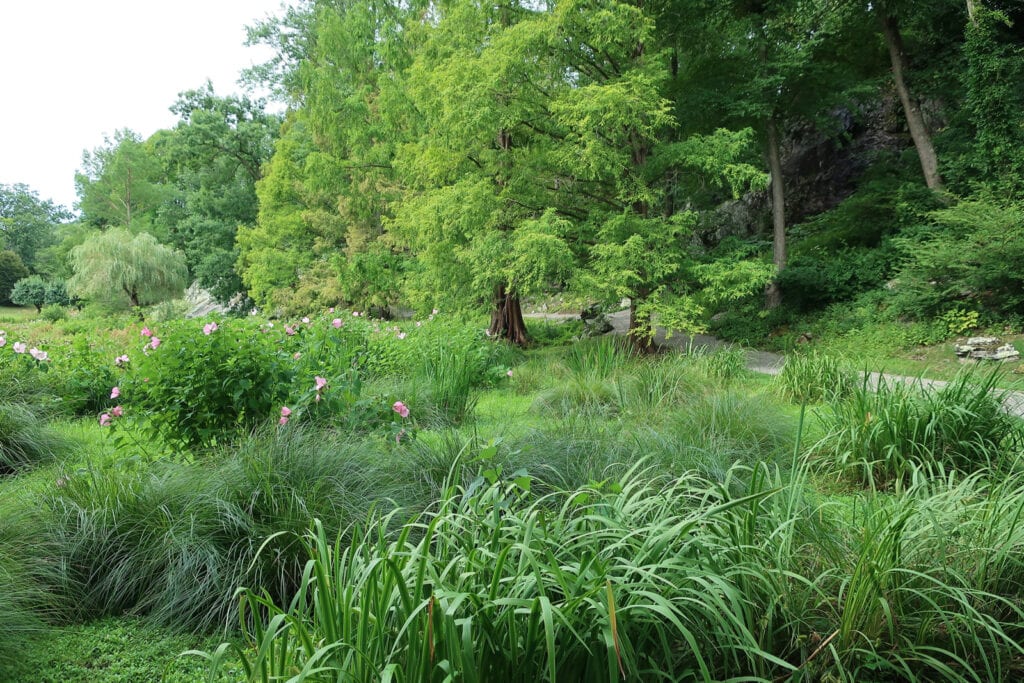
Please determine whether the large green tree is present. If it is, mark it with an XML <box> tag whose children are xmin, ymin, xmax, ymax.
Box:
<box><xmin>76</xmin><ymin>129</ymin><xmax>171</xmax><ymax>233</ymax></box>
<box><xmin>0</xmin><ymin>184</ymin><xmax>71</xmax><ymax>271</ymax></box>
<box><xmin>156</xmin><ymin>84</ymin><xmax>280</xmax><ymax>303</ymax></box>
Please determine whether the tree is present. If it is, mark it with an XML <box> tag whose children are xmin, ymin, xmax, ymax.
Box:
<box><xmin>0</xmin><ymin>250</ymin><xmax>29</xmax><ymax>305</ymax></box>
<box><xmin>76</xmin><ymin>129</ymin><xmax>171</xmax><ymax>232</ymax></box>
<box><xmin>68</xmin><ymin>230</ymin><xmax>188</xmax><ymax>311</ymax></box>
<box><xmin>156</xmin><ymin>83</ymin><xmax>280</xmax><ymax>304</ymax></box>
<box><xmin>9</xmin><ymin>276</ymin><xmax>46</xmax><ymax>312</ymax></box>
<box><xmin>0</xmin><ymin>184</ymin><xmax>71</xmax><ymax>271</ymax></box>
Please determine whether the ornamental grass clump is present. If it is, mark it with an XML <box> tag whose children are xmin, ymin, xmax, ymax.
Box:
<box><xmin>775</xmin><ymin>351</ymin><xmax>857</xmax><ymax>404</ymax></box>
<box><xmin>0</xmin><ymin>402</ymin><xmax>69</xmax><ymax>475</ymax></box>
<box><xmin>0</xmin><ymin>494</ymin><xmax>58</xmax><ymax>672</ymax></box>
<box><xmin>812</xmin><ymin>367</ymin><xmax>1019</xmax><ymax>487</ymax></box>
<box><xmin>47</xmin><ymin>427</ymin><xmax>420</xmax><ymax>631</ymax></box>
<box><xmin>193</xmin><ymin>463</ymin><xmax>807</xmax><ymax>682</ymax></box>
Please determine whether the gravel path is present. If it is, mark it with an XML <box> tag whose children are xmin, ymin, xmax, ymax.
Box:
<box><xmin>526</xmin><ymin>309</ymin><xmax>1024</xmax><ymax>417</ymax></box>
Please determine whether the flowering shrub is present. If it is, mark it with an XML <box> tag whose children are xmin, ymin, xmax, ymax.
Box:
<box><xmin>129</xmin><ymin>319</ymin><xmax>295</xmax><ymax>450</ymax></box>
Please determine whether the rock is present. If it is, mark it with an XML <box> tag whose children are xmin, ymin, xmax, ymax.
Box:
<box><xmin>183</xmin><ymin>283</ymin><xmax>229</xmax><ymax>319</ymax></box>
<box><xmin>953</xmin><ymin>336</ymin><xmax>1020</xmax><ymax>362</ymax></box>
<box><xmin>580</xmin><ymin>304</ymin><xmax>613</xmax><ymax>336</ymax></box>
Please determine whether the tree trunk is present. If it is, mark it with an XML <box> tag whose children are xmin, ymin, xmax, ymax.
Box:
<box><xmin>881</xmin><ymin>13</ymin><xmax>944</xmax><ymax>191</ymax></box>
<box><xmin>626</xmin><ymin>296</ymin><xmax>656</xmax><ymax>354</ymax></box>
<box><xmin>764</xmin><ymin>117</ymin><xmax>786</xmax><ymax>309</ymax></box>
<box><xmin>488</xmin><ymin>282</ymin><xmax>529</xmax><ymax>345</ymax></box>
<box><xmin>966</xmin><ymin>0</ymin><xmax>977</xmax><ymax>25</ymax></box>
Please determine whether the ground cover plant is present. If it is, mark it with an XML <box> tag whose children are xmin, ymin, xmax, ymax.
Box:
<box><xmin>2</xmin><ymin>309</ymin><xmax>1024</xmax><ymax>682</ymax></box>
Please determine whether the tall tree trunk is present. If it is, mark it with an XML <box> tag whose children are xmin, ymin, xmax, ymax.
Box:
<box><xmin>881</xmin><ymin>13</ymin><xmax>944</xmax><ymax>191</ymax></box>
<box><xmin>764</xmin><ymin>117</ymin><xmax>786</xmax><ymax>309</ymax></box>
<box><xmin>488</xmin><ymin>282</ymin><xmax>529</xmax><ymax>345</ymax></box>
<box><xmin>966</xmin><ymin>0</ymin><xmax>977</xmax><ymax>25</ymax></box>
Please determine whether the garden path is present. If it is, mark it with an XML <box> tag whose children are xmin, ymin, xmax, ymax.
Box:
<box><xmin>525</xmin><ymin>310</ymin><xmax>1024</xmax><ymax>418</ymax></box>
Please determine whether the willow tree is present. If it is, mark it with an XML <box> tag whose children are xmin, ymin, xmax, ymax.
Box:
<box><xmin>68</xmin><ymin>229</ymin><xmax>187</xmax><ymax>311</ymax></box>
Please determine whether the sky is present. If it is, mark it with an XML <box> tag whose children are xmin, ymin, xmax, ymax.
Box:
<box><xmin>0</xmin><ymin>0</ymin><xmax>289</xmax><ymax>211</ymax></box>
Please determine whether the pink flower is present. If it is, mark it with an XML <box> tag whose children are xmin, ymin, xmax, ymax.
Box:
<box><xmin>353</xmin><ymin>311</ymin><xmax>360</xmax><ymax>317</ymax></box>
<box><xmin>396</xmin><ymin>428</ymin><xmax>406</xmax><ymax>445</ymax></box>
<box><xmin>115</xmin><ymin>354</ymin><xmax>129</xmax><ymax>366</ymax></box>
<box><xmin>285</xmin><ymin>325</ymin><xmax>296</xmax><ymax>336</ymax></box>
<box><xmin>141</xmin><ymin>327</ymin><xmax>152</xmax><ymax>338</ymax></box>
<box><xmin>392</xmin><ymin>401</ymin><xmax>410</xmax><ymax>418</ymax></box>
<box><xmin>110</xmin><ymin>387</ymin><xmax>120</xmax><ymax>399</ymax></box>
<box><xmin>396</xmin><ymin>332</ymin><xmax>407</xmax><ymax>340</ymax></box>
<box><xmin>99</xmin><ymin>413</ymin><xmax>112</xmax><ymax>427</ymax></box>
<box><xmin>111</xmin><ymin>405</ymin><xmax>124</xmax><ymax>418</ymax></box>
<box><xmin>332</xmin><ymin>318</ymin><xmax>342</xmax><ymax>328</ymax></box>
<box><xmin>432</xmin><ymin>308</ymin><xmax>439</xmax><ymax>315</ymax></box>
<box><xmin>29</xmin><ymin>348</ymin><xmax>48</xmax><ymax>361</ymax></box>
<box><xmin>281</xmin><ymin>406</ymin><xmax>292</xmax><ymax>418</ymax></box>
<box><xmin>293</xmin><ymin>352</ymin><xmax>302</xmax><ymax>360</ymax></box>
<box><xmin>0</xmin><ymin>338</ymin><xmax>6</xmax><ymax>347</ymax></box>
<box><xmin>278</xmin><ymin>416</ymin><xmax>289</xmax><ymax>426</ymax></box>
<box><xmin>301</xmin><ymin>317</ymin><xmax>310</xmax><ymax>324</ymax></box>
<box><xmin>149</xmin><ymin>337</ymin><xmax>161</xmax><ymax>349</ymax></box>
<box><xmin>13</xmin><ymin>342</ymin><xmax>26</xmax><ymax>353</ymax></box>
<box><xmin>507</xmin><ymin>369</ymin><xmax>514</xmax><ymax>377</ymax></box>
<box><xmin>315</xmin><ymin>376</ymin><xmax>328</xmax><ymax>391</ymax></box>
<box><xmin>329</xmin><ymin>307</ymin><xmax>335</xmax><ymax>313</ymax></box>
<box><xmin>416</xmin><ymin>321</ymin><xmax>422</xmax><ymax>328</ymax></box>
<box><xmin>203</xmin><ymin>322</ymin><xmax>218</xmax><ymax>335</ymax></box>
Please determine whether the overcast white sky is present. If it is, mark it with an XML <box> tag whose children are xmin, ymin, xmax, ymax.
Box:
<box><xmin>0</xmin><ymin>0</ymin><xmax>289</xmax><ymax>211</ymax></box>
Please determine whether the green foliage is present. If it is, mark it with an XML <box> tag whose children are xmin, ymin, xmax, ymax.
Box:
<box><xmin>9</xmin><ymin>275</ymin><xmax>46</xmax><ymax>312</ymax></box>
<box><xmin>0</xmin><ymin>402</ymin><xmax>69</xmax><ymax>475</ymax></box>
<box><xmin>46</xmin><ymin>427</ymin><xmax>419</xmax><ymax>632</ymax></box>
<box><xmin>0</xmin><ymin>184</ymin><xmax>69</xmax><ymax>271</ymax></box>
<box><xmin>778</xmin><ymin>247</ymin><xmax>892</xmax><ymax>311</ymax></box>
<box><xmin>775</xmin><ymin>351</ymin><xmax>857</xmax><ymax>404</ymax></box>
<box><xmin>892</xmin><ymin>199</ymin><xmax>1024</xmax><ymax>319</ymax></box>
<box><xmin>39</xmin><ymin>305</ymin><xmax>66</xmax><ymax>323</ymax></box>
<box><xmin>197</xmin><ymin>465</ymin><xmax>800</xmax><ymax>682</ymax></box>
<box><xmin>129</xmin><ymin>319</ymin><xmax>294</xmax><ymax>450</ymax></box>
<box><xmin>812</xmin><ymin>368</ymin><xmax>1019</xmax><ymax>487</ymax></box>
<box><xmin>0</xmin><ymin>494</ymin><xmax>57</xmax><ymax>675</ymax></box>
<box><xmin>75</xmin><ymin>129</ymin><xmax>171</xmax><ymax>233</ymax></box>
<box><xmin>42</xmin><ymin>279</ymin><xmax>71</xmax><ymax>307</ymax></box>
<box><xmin>2</xmin><ymin>617</ymin><xmax>241</xmax><ymax>683</ymax></box>
<box><xmin>0</xmin><ymin>250</ymin><xmax>29</xmax><ymax>305</ymax></box>
<box><xmin>68</xmin><ymin>229</ymin><xmax>188</xmax><ymax>310</ymax></box>
<box><xmin>958</xmin><ymin>5</ymin><xmax>1024</xmax><ymax>197</ymax></box>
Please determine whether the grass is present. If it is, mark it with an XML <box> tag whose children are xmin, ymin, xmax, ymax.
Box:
<box><xmin>4</xmin><ymin>312</ymin><xmax>1024</xmax><ymax>681</ymax></box>
<box><xmin>3</xmin><ymin>617</ymin><xmax>244</xmax><ymax>682</ymax></box>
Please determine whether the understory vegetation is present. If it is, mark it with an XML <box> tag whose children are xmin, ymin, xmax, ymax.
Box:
<box><xmin>2</xmin><ymin>311</ymin><xmax>1024</xmax><ymax>682</ymax></box>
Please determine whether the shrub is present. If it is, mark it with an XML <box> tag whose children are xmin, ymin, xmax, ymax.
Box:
<box><xmin>129</xmin><ymin>319</ymin><xmax>294</xmax><ymax>450</ymax></box>
<box><xmin>39</xmin><ymin>304</ymin><xmax>66</xmax><ymax>322</ymax></box>
<box><xmin>892</xmin><ymin>200</ymin><xmax>1024</xmax><ymax>319</ymax></box>
<box><xmin>9</xmin><ymin>275</ymin><xmax>46</xmax><ymax>312</ymax></box>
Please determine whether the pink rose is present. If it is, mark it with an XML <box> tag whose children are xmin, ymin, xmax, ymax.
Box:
<box><xmin>99</xmin><ymin>413</ymin><xmax>112</xmax><ymax>427</ymax></box>
<box><xmin>111</xmin><ymin>406</ymin><xmax>124</xmax><ymax>418</ymax></box>
<box><xmin>110</xmin><ymin>386</ymin><xmax>120</xmax><ymax>399</ymax></box>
